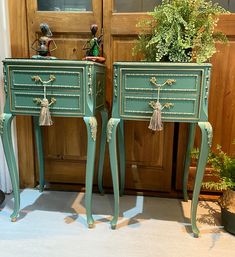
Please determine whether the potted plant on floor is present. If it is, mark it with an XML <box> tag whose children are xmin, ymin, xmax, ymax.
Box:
<box><xmin>0</xmin><ymin>189</ymin><xmax>5</xmax><ymax>206</ymax></box>
<box><xmin>192</xmin><ymin>145</ymin><xmax>235</xmax><ymax>235</ymax></box>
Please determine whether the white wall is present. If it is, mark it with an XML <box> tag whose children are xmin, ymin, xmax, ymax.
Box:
<box><xmin>0</xmin><ymin>0</ymin><xmax>18</xmax><ymax>193</ymax></box>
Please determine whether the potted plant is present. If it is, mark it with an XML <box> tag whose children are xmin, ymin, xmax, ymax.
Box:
<box><xmin>192</xmin><ymin>145</ymin><xmax>235</xmax><ymax>235</ymax></box>
<box><xmin>133</xmin><ymin>0</ymin><xmax>228</xmax><ymax>63</ymax></box>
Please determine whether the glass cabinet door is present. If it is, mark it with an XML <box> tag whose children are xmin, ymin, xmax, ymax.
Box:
<box><xmin>113</xmin><ymin>0</ymin><xmax>235</xmax><ymax>13</ymax></box>
<box><xmin>113</xmin><ymin>0</ymin><xmax>161</xmax><ymax>12</ymax></box>
<box><xmin>212</xmin><ymin>0</ymin><xmax>235</xmax><ymax>12</ymax></box>
<box><xmin>37</xmin><ymin>0</ymin><xmax>92</xmax><ymax>12</ymax></box>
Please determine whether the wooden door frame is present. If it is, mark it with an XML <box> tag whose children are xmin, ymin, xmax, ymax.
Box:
<box><xmin>103</xmin><ymin>0</ymin><xmax>149</xmax><ymax>103</ymax></box>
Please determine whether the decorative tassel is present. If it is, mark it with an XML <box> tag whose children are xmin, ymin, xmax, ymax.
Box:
<box><xmin>148</xmin><ymin>101</ymin><xmax>163</xmax><ymax>131</ymax></box>
<box><xmin>39</xmin><ymin>98</ymin><xmax>53</xmax><ymax>126</ymax></box>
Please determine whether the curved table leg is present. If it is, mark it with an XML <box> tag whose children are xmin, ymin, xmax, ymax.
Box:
<box><xmin>107</xmin><ymin>118</ymin><xmax>120</xmax><ymax>229</ymax></box>
<box><xmin>183</xmin><ymin>123</ymin><xmax>196</xmax><ymax>201</ymax></box>
<box><xmin>191</xmin><ymin>122</ymin><xmax>212</xmax><ymax>237</ymax></box>
<box><xmin>83</xmin><ymin>116</ymin><xmax>97</xmax><ymax>228</ymax></box>
<box><xmin>33</xmin><ymin>116</ymin><xmax>45</xmax><ymax>192</ymax></box>
<box><xmin>118</xmin><ymin>119</ymin><xmax>125</xmax><ymax>196</ymax></box>
<box><xmin>0</xmin><ymin>113</ymin><xmax>20</xmax><ymax>221</ymax></box>
<box><xmin>97</xmin><ymin>109</ymin><xmax>108</xmax><ymax>195</ymax></box>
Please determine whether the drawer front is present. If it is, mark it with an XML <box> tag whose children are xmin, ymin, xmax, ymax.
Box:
<box><xmin>119</xmin><ymin>67</ymin><xmax>205</xmax><ymax>121</ymax></box>
<box><xmin>10</xmin><ymin>67</ymin><xmax>83</xmax><ymax>90</ymax></box>
<box><xmin>122</xmin><ymin>94</ymin><xmax>199</xmax><ymax>121</ymax></box>
<box><xmin>8</xmin><ymin>65</ymin><xmax>85</xmax><ymax>116</ymax></box>
<box><xmin>121</xmin><ymin>68</ymin><xmax>203</xmax><ymax>94</ymax></box>
<box><xmin>11</xmin><ymin>90</ymin><xmax>84</xmax><ymax>116</ymax></box>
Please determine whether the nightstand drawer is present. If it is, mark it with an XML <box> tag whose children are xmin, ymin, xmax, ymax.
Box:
<box><xmin>121</xmin><ymin>94</ymin><xmax>199</xmax><ymax>121</ymax></box>
<box><xmin>11</xmin><ymin>90</ymin><xmax>83</xmax><ymax>116</ymax></box>
<box><xmin>10</xmin><ymin>67</ymin><xmax>83</xmax><ymax>90</ymax></box>
<box><xmin>121</xmin><ymin>68</ymin><xmax>203</xmax><ymax>93</ymax></box>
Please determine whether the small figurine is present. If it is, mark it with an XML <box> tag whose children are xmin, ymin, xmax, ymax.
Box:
<box><xmin>31</xmin><ymin>23</ymin><xmax>57</xmax><ymax>58</ymax></box>
<box><xmin>82</xmin><ymin>24</ymin><xmax>105</xmax><ymax>63</ymax></box>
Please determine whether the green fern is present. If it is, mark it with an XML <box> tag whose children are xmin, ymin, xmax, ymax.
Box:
<box><xmin>133</xmin><ymin>0</ymin><xmax>228</xmax><ymax>63</ymax></box>
<box><xmin>192</xmin><ymin>145</ymin><xmax>235</xmax><ymax>191</ymax></box>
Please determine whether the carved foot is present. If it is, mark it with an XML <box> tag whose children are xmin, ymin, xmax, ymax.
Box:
<box><xmin>88</xmin><ymin>223</ymin><xmax>95</xmax><ymax>229</ymax></box>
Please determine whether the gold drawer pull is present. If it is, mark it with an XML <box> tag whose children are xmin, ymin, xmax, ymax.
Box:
<box><xmin>149</xmin><ymin>101</ymin><xmax>174</xmax><ymax>110</ymax></box>
<box><xmin>33</xmin><ymin>97</ymin><xmax>56</xmax><ymax>105</ymax></box>
<box><xmin>32</xmin><ymin>75</ymin><xmax>56</xmax><ymax>84</ymax></box>
<box><xmin>150</xmin><ymin>77</ymin><xmax>176</xmax><ymax>88</ymax></box>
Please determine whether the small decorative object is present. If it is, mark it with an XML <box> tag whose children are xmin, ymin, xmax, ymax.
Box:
<box><xmin>32</xmin><ymin>74</ymin><xmax>56</xmax><ymax>126</ymax></box>
<box><xmin>31</xmin><ymin>23</ymin><xmax>57</xmax><ymax>59</ymax></box>
<box><xmin>34</xmin><ymin>97</ymin><xmax>56</xmax><ymax>126</ymax></box>
<box><xmin>192</xmin><ymin>145</ymin><xmax>235</xmax><ymax>235</ymax></box>
<box><xmin>83</xmin><ymin>24</ymin><xmax>105</xmax><ymax>63</ymax></box>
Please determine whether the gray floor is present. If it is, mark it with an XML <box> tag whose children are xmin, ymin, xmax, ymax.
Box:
<box><xmin>0</xmin><ymin>189</ymin><xmax>234</xmax><ymax>257</ymax></box>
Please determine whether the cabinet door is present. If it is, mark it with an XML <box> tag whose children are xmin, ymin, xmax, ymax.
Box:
<box><xmin>103</xmin><ymin>0</ymin><xmax>174</xmax><ymax>192</ymax></box>
<box><xmin>26</xmin><ymin>0</ymin><xmax>103</xmax><ymax>184</ymax></box>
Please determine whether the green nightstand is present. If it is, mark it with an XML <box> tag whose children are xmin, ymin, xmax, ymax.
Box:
<box><xmin>0</xmin><ymin>58</ymin><xmax>108</xmax><ymax>228</ymax></box>
<box><xmin>106</xmin><ymin>62</ymin><xmax>212</xmax><ymax>237</ymax></box>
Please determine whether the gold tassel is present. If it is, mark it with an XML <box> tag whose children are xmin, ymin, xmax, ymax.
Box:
<box><xmin>148</xmin><ymin>101</ymin><xmax>163</xmax><ymax>131</ymax></box>
<box><xmin>39</xmin><ymin>98</ymin><xmax>53</xmax><ymax>126</ymax></box>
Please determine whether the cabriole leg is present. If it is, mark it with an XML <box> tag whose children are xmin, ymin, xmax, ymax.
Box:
<box><xmin>97</xmin><ymin>109</ymin><xmax>108</xmax><ymax>195</ymax></box>
<box><xmin>33</xmin><ymin>116</ymin><xmax>45</xmax><ymax>192</ymax></box>
<box><xmin>83</xmin><ymin>116</ymin><xmax>97</xmax><ymax>228</ymax></box>
<box><xmin>0</xmin><ymin>113</ymin><xmax>20</xmax><ymax>221</ymax></box>
<box><xmin>191</xmin><ymin>122</ymin><xmax>212</xmax><ymax>237</ymax></box>
<box><xmin>107</xmin><ymin>118</ymin><xmax>121</xmax><ymax>229</ymax></box>
<box><xmin>118</xmin><ymin>119</ymin><xmax>125</xmax><ymax>196</ymax></box>
<box><xmin>183</xmin><ymin>123</ymin><xmax>196</xmax><ymax>201</ymax></box>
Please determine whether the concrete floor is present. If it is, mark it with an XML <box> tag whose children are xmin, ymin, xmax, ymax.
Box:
<box><xmin>0</xmin><ymin>189</ymin><xmax>234</xmax><ymax>257</ymax></box>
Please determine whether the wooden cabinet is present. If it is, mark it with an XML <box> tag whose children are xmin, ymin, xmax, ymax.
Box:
<box><xmin>107</xmin><ymin>62</ymin><xmax>212</xmax><ymax>237</ymax></box>
<box><xmin>2</xmin><ymin>58</ymin><xmax>106</xmax><ymax>226</ymax></box>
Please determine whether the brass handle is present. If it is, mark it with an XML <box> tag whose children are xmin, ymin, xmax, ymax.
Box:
<box><xmin>149</xmin><ymin>101</ymin><xmax>174</xmax><ymax>110</ymax></box>
<box><xmin>150</xmin><ymin>77</ymin><xmax>176</xmax><ymax>88</ymax></box>
<box><xmin>33</xmin><ymin>97</ymin><xmax>57</xmax><ymax>106</ymax></box>
<box><xmin>32</xmin><ymin>75</ymin><xmax>56</xmax><ymax>84</ymax></box>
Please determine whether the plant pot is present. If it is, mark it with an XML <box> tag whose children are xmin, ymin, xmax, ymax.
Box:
<box><xmin>219</xmin><ymin>189</ymin><xmax>235</xmax><ymax>235</ymax></box>
<box><xmin>221</xmin><ymin>207</ymin><xmax>235</xmax><ymax>235</ymax></box>
<box><xmin>0</xmin><ymin>190</ymin><xmax>5</xmax><ymax>206</ymax></box>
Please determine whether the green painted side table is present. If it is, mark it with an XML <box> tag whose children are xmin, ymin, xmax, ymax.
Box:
<box><xmin>0</xmin><ymin>58</ymin><xmax>108</xmax><ymax>228</ymax></box>
<box><xmin>105</xmin><ymin>62</ymin><xmax>213</xmax><ymax>237</ymax></box>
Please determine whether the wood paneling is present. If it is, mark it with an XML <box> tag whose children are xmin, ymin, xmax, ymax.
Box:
<box><xmin>8</xmin><ymin>0</ymin><xmax>36</xmax><ymax>188</ymax></box>
<box><xmin>8</xmin><ymin>0</ymin><xmax>103</xmax><ymax>187</ymax></box>
<box><xmin>103</xmin><ymin>0</ymin><xmax>174</xmax><ymax>192</ymax></box>
<box><xmin>176</xmin><ymin>14</ymin><xmax>235</xmax><ymax>191</ymax></box>
<box><xmin>27</xmin><ymin>0</ymin><xmax>102</xmax><ymax>185</ymax></box>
